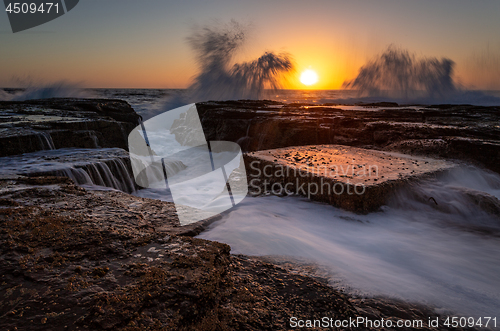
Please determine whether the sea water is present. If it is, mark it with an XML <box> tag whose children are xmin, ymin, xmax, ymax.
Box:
<box><xmin>198</xmin><ymin>166</ymin><xmax>500</xmax><ymax>317</ymax></box>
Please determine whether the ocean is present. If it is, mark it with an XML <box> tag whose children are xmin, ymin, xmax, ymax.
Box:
<box><xmin>3</xmin><ymin>86</ymin><xmax>500</xmax><ymax>118</ymax></box>
<box><xmin>92</xmin><ymin>88</ymin><xmax>500</xmax><ymax>118</ymax></box>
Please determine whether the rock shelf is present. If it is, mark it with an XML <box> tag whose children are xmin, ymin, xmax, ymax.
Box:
<box><xmin>245</xmin><ymin>145</ymin><xmax>455</xmax><ymax>212</ymax></box>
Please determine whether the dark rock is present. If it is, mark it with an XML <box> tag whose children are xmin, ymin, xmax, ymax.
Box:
<box><xmin>0</xmin><ymin>98</ymin><xmax>140</xmax><ymax>124</ymax></box>
<box><xmin>385</xmin><ymin>138</ymin><xmax>500</xmax><ymax>174</ymax></box>
<box><xmin>244</xmin><ymin>145</ymin><xmax>454</xmax><ymax>213</ymax></box>
<box><xmin>0</xmin><ymin>98</ymin><xmax>490</xmax><ymax>330</ymax></box>
<box><xmin>189</xmin><ymin>101</ymin><xmax>500</xmax><ymax>173</ymax></box>
<box><xmin>0</xmin><ymin>148</ymin><xmax>137</xmax><ymax>193</ymax></box>
<box><xmin>0</xmin><ymin>98</ymin><xmax>140</xmax><ymax>156</ymax></box>
<box><xmin>358</xmin><ymin>101</ymin><xmax>400</xmax><ymax>107</ymax></box>
<box><xmin>0</xmin><ymin>177</ymin><xmax>472</xmax><ymax>330</ymax></box>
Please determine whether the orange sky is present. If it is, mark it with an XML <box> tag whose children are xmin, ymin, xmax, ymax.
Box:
<box><xmin>1</xmin><ymin>0</ymin><xmax>499</xmax><ymax>89</ymax></box>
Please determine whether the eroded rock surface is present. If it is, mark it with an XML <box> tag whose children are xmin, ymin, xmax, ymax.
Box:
<box><xmin>245</xmin><ymin>145</ymin><xmax>455</xmax><ymax>212</ymax></box>
<box><xmin>0</xmin><ymin>98</ymin><xmax>140</xmax><ymax>156</ymax></box>
<box><xmin>189</xmin><ymin>101</ymin><xmax>500</xmax><ymax>174</ymax></box>
<box><xmin>0</xmin><ymin>177</ymin><xmax>469</xmax><ymax>330</ymax></box>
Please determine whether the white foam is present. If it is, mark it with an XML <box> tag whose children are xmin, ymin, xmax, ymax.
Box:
<box><xmin>197</xmin><ymin>166</ymin><xmax>500</xmax><ymax>317</ymax></box>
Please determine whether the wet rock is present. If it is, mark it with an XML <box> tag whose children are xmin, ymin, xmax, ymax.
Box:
<box><xmin>462</xmin><ymin>189</ymin><xmax>500</xmax><ymax>217</ymax></box>
<box><xmin>385</xmin><ymin>138</ymin><xmax>500</xmax><ymax>174</ymax></box>
<box><xmin>0</xmin><ymin>98</ymin><xmax>488</xmax><ymax>330</ymax></box>
<box><xmin>0</xmin><ymin>177</ymin><xmax>471</xmax><ymax>330</ymax></box>
<box><xmin>0</xmin><ymin>98</ymin><xmax>140</xmax><ymax>156</ymax></box>
<box><xmin>245</xmin><ymin>145</ymin><xmax>455</xmax><ymax>213</ymax></box>
<box><xmin>0</xmin><ymin>148</ymin><xmax>137</xmax><ymax>192</ymax></box>
<box><xmin>190</xmin><ymin>101</ymin><xmax>500</xmax><ymax>174</ymax></box>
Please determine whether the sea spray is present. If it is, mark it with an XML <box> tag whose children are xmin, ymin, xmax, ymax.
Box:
<box><xmin>188</xmin><ymin>20</ymin><xmax>294</xmax><ymax>101</ymax></box>
<box><xmin>0</xmin><ymin>81</ymin><xmax>89</xmax><ymax>101</ymax></box>
<box><xmin>337</xmin><ymin>46</ymin><xmax>500</xmax><ymax>105</ymax></box>
<box><xmin>344</xmin><ymin>46</ymin><xmax>456</xmax><ymax>100</ymax></box>
<box><xmin>0</xmin><ymin>89</ymin><xmax>13</xmax><ymax>101</ymax></box>
<box><xmin>158</xmin><ymin>20</ymin><xmax>294</xmax><ymax>119</ymax></box>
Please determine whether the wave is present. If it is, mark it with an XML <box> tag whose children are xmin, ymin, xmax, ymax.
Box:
<box><xmin>188</xmin><ymin>20</ymin><xmax>294</xmax><ymax>101</ymax></box>
<box><xmin>0</xmin><ymin>81</ymin><xmax>90</xmax><ymax>101</ymax></box>
<box><xmin>157</xmin><ymin>20</ymin><xmax>295</xmax><ymax>120</ymax></box>
<box><xmin>341</xmin><ymin>46</ymin><xmax>500</xmax><ymax>106</ymax></box>
<box><xmin>344</xmin><ymin>46</ymin><xmax>456</xmax><ymax>99</ymax></box>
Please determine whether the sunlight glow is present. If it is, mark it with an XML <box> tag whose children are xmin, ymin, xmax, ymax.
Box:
<box><xmin>300</xmin><ymin>69</ymin><xmax>319</xmax><ymax>86</ymax></box>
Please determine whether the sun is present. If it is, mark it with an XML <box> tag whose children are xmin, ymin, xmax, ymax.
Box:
<box><xmin>300</xmin><ymin>69</ymin><xmax>319</xmax><ymax>86</ymax></box>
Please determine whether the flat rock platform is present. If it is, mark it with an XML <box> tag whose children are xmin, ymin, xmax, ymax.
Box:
<box><xmin>244</xmin><ymin>145</ymin><xmax>455</xmax><ymax>212</ymax></box>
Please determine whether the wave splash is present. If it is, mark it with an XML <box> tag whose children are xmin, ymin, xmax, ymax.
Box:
<box><xmin>157</xmin><ymin>21</ymin><xmax>294</xmax><ymax>119</ymax></box>
<box><xmin>342</xmin><ymin>46</ymin><xmax>500</xmax><ymax>105</ymax></box>
<box><xmin>0</xmin><ymin>81</ymin><xmax>89</xmax><ymax>101</ymax></box>
<box><xmin>344</xmin><ymin>46</ymin><xmax>456</xmax><ymax>99</ymax></box>
<box><xmin>188</xmin><ymin>21</ymin><xmax>294</xmax><ymax>101</ymax></box>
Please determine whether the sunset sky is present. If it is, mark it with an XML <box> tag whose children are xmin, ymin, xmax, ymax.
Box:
<box><xmin>1</xmin><ymin>0</ymin><xmax>499</xmax><ymax>89</ymax></box>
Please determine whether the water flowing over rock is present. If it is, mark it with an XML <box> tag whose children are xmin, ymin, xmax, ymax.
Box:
<box><xmin>0</xmin><ymin>98</ymin><xmax>140</xmax><ymax>156</ymax></box>
<box><xmin>0</xmin><ymin>148</ymin><xmax>137</xmax><ymax>193</ymax></box>
<box><xmin>245</xmin><ymin>144</ymin><xmax>455</xmax><ymax>213</ymax></box>
<box><xmin>0</xmin><ymin>98</ymin><xmax>144</xmax><ymax>192</ymax></box>
<box><xmin>189</xmin><ymin>100</ymin><xmax>500</xmax><ymax>174</ymax></box>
